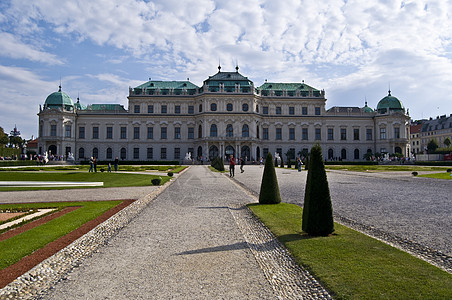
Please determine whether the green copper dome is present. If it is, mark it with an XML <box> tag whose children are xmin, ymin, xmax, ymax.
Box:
<box><xmin>44</xmin><ymin>86</ymin><xmax>74</xmax><ymax>110</ymax></box>
<box><xmin>362</xmin><ymin>102</ymin><xmax>374</xmax><ymax>113</ymax></box>
<box><xmin>377</xmin><ymin>91</ymin><xmax>404</xmax><ymax>113</ymax></box>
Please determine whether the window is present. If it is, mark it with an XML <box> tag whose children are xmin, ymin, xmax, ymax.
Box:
<box><xmin>174</xmin><ymin>148</ymin><xmax>180</xmax><ymax>160</ymax></box>
<box><xmin>188</xmin><ymin>127</ymin><xmax>194</xmax><ymax>139</ymax></box>
<box><xmin>242</xmin><ymin>124</ymin><xmax>249</xmax><ymax>137</ymax></box>
<box><xmin>263</xmin><ymin>106</ymin><xmax>269</xmax><ymax>114</ymax></box>
<box><xmin>65</xmin><ymin>125</ymin><xmax>71</xmax><ymax>138</ymax></box>
<box><xmin>106</xmin><ymin>148</ymin><xmax>112</xmax><ymax>159</ymax></box>
<box><xmin>188</xmin><ymin>105</ymin><xmax>194</xmax><ymax>114</ymax></box>
<box><xmin>198</xmin><ymin>125</ymin><xmax>202</xmax><ymax>138</ymax></box>
<box><xmin>211</xmin><ymin>103</ymin><xmax>217</xmax><ymax>111</ymax></box>
<box><xmin>263</xmin><ymin>128</ymin><xmax>269</xmax><ymax>140</ymax></box>
<box><xmin>161</xmin><ymin>147</ymin><xmax>167</xmax><ymax>159</ymax></box>
<box><xmin>199</xmin><ymin>104</ymin><xmax>202</xmax><ymax>112</ymax></box>
<box><xmin>242</xmin><ymin>103</ymin><xmax>249</xmax><ymax>112</ymax></box>
<box><xmin>133</xmin><ymin>127</ymin><xmax>140</xmax><ymax>139</ymax></box>
<box><xmin>289</xmin><ymin>107</ymin><xmax>294</xmax><ymax>115</ymax></box>
<box><xmin>92</xmin><ymin>147</ymin><xmax>98</xmax><ymax>158</ymax></box>
<box><xmin>340</xmin><ymin>128</ymin><xmax>347</xmax><ymax>140</ymax></box>
<box><xmin>174</xmin><ymin>127</ymin><xmax>181</xmax><ymax>139</ymax></box>
<box><xmin>354</xmin><ymin>128</ymin><xmax>360</xmax><ymax>140</ymax></box>
<box><xmin>134</xmin><ymin>105</ymin><xmax>140</xmax><ymax>113</ymax></box>
<box><xmin>210</xmin><ymin>124</ymin><xmax>217</xmax><ymax>137</ymax></box>
<box><xmin>315</xmin><ymin>107</ymin><xmax>321</xmax><ymax>115</ymax></box>
<box><xmin>380</xmin><ymin>128</ymin><xmax>386</xmax><ymax>139</ymax></box>
<box><xmin>39</xmin><ymin>124</ymin><xmax>43</xmax><ymax>137</ymax></box>
<box><xmin>120</xmin><ymin>148</ymin><xmax>126</xmax><ymax>160</ymax></box>
<box><xmin>257</xmin><ymin>126</ymin><xmax>259</xmax><ymax>139</ymax></box>
<box><xmin>147</xmin><ymin>148</ymin><xmax>153</xmax><ymax>159</ymax></box>
<box><xmin>92</xmin><ymin>127</ymin><xmax>99</xmax><ymax>139</ymax></box>
<box><xmin>120</xmin><ymin>127</ymin><xmax>127</xmax><ymax>139</ymax></box>
<box><xmin>315</xmin><ymin>128</ymin><xmax>321</xmax><ymax>140</ymax></box>
<box><xmin>366</xmin><ymin>129</ymin><xmax>373</xmax><ymax>140</ymax></box>
<box><xmin>276</xmin><ymin>106</ymin><xmax>281</xmax><ymax>115</ymax></box>
<box><xmin>161</xmin><ymin>127</ymin><xmax>167</xmax><ymax>139</ymax></box>
<box><xmin>148</xmin><ymin>105</ymin><xmax>154</xmax><ymax>113</ymax></box>
<box><xmin>226</xmin><ymin>124</ymin><xmax>233</xmax><ymax>137</ymax></box>
<box><xmin>328</xmin><ymin>128</ymin><xmax>334</xmax><ymax>140</ymax></box>
<box><xmin>289</xmin><ymin>128</ymin><xmax>295</xmax><ymax>140</ymax></box>
<box><xmin>106</xmin><ymin>127</ymin><xmax>113</xmax><ymax>139</ymax></box>
<box><xmin>175</xmin><ymin>105</ymin><xmax>181</xmax><ymax>114</ymax></box>
<box><xmin>328</xmin><ymin>149</ymin><xmax>334</xmax><ymax>160</ymax></box>
<box><xmin>161</xmin><ymin>105</ymin><xmax>167</xmax><ymax>113</ymax></box>
<box><xmin>133</xmin><ymin>148</ymin><xmax>139</xmax><ymax>159</ymax></box>
<box><xmin>341</xmin><ymin>149</ymin><xmax>347</xmax><ymax>160</ymax></box>
<box><xmin>302</xmin><ymin>128</ymin><xmax>308</xmax><ymax>140</ymax></box>
<box><xmin>302</xmin><ymin>107</ymin><xmax>308</xmax><ymax>115</ymax></box>
<box><xmin>263</xmin><ymin>148</ymin><xmax>269</xmax><ymax>158</ymax></box>
<box><xmin>50</xmin><ymin>125</ymin><xmax>57</xmax><ymax>137</ymax></box>
<box><xmin>276</xmin><ymin>128</ymin><xmax>282</xmax><ymax>140</ymax></box>
<box><xmin>256</xmin><ymin>105</ymin><xmax>259</xmax><ymax>113</ymax></box>
<box><xmin>147</xmin><ymin>127</ymin><xmax>153</xmax><ymax>139</ymax></box>
<box><xmin>394</xmin><ymin>127</ymin><xmax>400</xmax><ymax>139</ymax></box>
<box><xmin>79</xmin><ymin>127</ymin><xmax>85</xmax><ymax>139</ymax></box>
<box><xmin>79</xmin><ymin>147</ymin><xmax>85</xmax><ymax>159</ymax></box>
<box><xmin>354</xmin><ymin>149</ymin><xmax>360</xmax><ymax>160</ymax></box>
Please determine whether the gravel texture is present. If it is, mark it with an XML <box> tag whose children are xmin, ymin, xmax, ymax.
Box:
<box><xmin>232</xmin><ymin>165</ymin><xmax>452</xmax><ymax>273</ymax></box>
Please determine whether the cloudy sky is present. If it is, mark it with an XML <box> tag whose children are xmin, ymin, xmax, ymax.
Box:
<box><xmin>1</xmin><ymin>0</ymin><xmax>452</xmax><ymax>139</ymax></box>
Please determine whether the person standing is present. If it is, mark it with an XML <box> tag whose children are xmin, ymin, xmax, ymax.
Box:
<box><xmin>114</xmin><ymin>157</ymin><xmax>119</xmax><ymax>172</ymax></box>
<box><xmin>297</xmin><ymin>157</ymin><xmax>303</xmax><ymax>172</ymax></box>
<box><xmin>93</xmin><ymin>157</ymin><xmax>97</xmax><ymax>173</ymax></box>
<box><xmin>240</xmin><ymin>157</ymin><xmax>245</xmax><ymax>173</ymax></box>
<box><xmin>229</xmin><ymin>155</ymin><xmax>235</xmax><ymax>177</ymax></box>
<box><xmin>89</xmin><ymin>157</ymin><xmax>94</xmax><ymax>172</ymax></box>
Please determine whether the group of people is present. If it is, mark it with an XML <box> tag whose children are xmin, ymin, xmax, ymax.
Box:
<box><xmin>228</xmin><ymin>155</ymin><xmax>246</xmax><ymax>177</ymax></box>
<box><xmin>89</xmin><ymin>157</ymin><xmax>119</xmax><ymax>173</ymax></box>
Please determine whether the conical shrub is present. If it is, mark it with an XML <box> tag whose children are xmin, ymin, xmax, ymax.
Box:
<box><xmin>302</xmin><ymin>144</ymin><xmax>334</xmax><ymax>236</ymax></box>
<box><xmin>259</xmin><ymin>152</ymin><xmax>281</xmax><ymax>204</ymax></box>
<box><xmin>211</xmin><ymin>156</ymin><xmax>224</xmax><ymax>171</ymax></box>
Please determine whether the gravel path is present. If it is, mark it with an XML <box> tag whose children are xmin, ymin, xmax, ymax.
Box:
<box><xmin>232</xmin><ymin>165</ymin><xmax>452</xmax><ymax>258</ymax></box>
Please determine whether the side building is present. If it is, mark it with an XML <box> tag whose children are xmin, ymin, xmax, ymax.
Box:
<box><xmin>38</xmin><ymin>69</ymin><xmax>410</xmax><ymax>162</ymax></box>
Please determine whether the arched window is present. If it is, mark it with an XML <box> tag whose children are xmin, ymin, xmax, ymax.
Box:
<box><xmin>242</xmin><ymin>103</ymin><xmax>249</xmax><ymax>111</ymax></box>
<box><xmin>242</xmin><ymin>124</ymin><xmax>249</xmax><ymax>137</ymax></box>
<box><xmin>226</xmin><ymin>124</ymin><xmax>233</xmax><ymax>137</ymax></box>
<box><xmin>210</xmin><ymin>124</ymin><xmax>217</xmax><ymax>137</ymax></box>
<box><xmin>92</xmin><ymin>147</ymin><xmax>98</xmax><ymax>159</ymax></box>
<box><xmin>328</xmin><ymin>148</ymin><xmax>334</xmax><ymax>160</ymax></box>
<box><xmin>198</xmin><ymin>125</ymin><xmax>202</xmax><ymax>138</ymax></box>
<box><xmin>227</xmin><ymin>103</ymin><xmax>233</xmax><ymax>111</ymax></box>
<box><xmin>241</xmin><ymin>146</ymin><xmax>250</xmax><ymax>160</ymax></box>
<box><xmin>106</xmin><ymin>147</ymin><xmax>113</xmax><ymax>159</ymax></box>
<box><xmin>209</xmin><ymin>145</ymin><xmax>219</xmax><ymax>160</ymax></box>
<box><xmin>120</xmin><ymin>148</ymin><xmax>127</xmax><ymax>160</ymax></box>
<box><xmin>341</xmin><ymin>149</ymin><xmax>347</xmax><ymax>160</ymax></box>
<box><xmin>79</xmin><ymin>147</ymin><xmax>85</xmax><ymax>159</ymax></box>
<box><xmin>199</xmin><ymin>104</ymin><xmax>203</xmax><ymax>112</ymax></box>
<box><xmin>210</xmin><ymin>103</ymin><xmax>217</xmax><ymax>111</ymax></box>
<box><xmin>354</xmin><ymin>149</ymin><xmax>360</xmax><ymax>160</ymax></box>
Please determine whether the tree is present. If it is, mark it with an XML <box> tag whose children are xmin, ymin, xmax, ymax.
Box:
<box><xmin>0</xmin><ymin>127</ymin><xmax>8</xmax><ymax>147</ymax></box>
<box><xmin>444</xmin><ymin>137</ymin><xmax>451</xmax><ymax>148</ymax></box>
<box><xmin>259</xmin><ymin>152</ymin><xmax>281</xmax><ymax>204</ymax></box>
<box><xmin>427</xmin><ymin>139</ymin><xmax>439</xmax><ymax>153</ymax></box>
<box><xmin>302</xmin><ymin>143</ymin><xmax>334</xmax><ymax>236</ymax></box>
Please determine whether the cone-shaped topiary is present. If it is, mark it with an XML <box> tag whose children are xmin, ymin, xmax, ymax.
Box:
<box><xmin>302</xmin><ymin>143</ymin><xmax>334</xmax><ymax>236</ymax></box>
<box><xmin>259</xmin><ymin>152</ymin><xmax>281</xmax><ymax>204</ymax></box>
<box><xmin>280</xmin><ymin>156</ymin><xmax>284</xmax><ymax>168</ymax></box>
<box><xmin>211</xmin><ymin>156</ymin><xmax>224</xmax><ymax>171</ymax></box>
<box><xmin>274</xmin><ymin>156</ymin><xmax>278</xmax><ymax>168</ymax></box>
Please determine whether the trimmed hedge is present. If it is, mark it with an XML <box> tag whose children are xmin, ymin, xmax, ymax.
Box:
<box><xmin>324</xmin><ymin>161</ymin><xmax>378</xmax><ymax>165</ymax></box>
<box><xmin>151</xmin><ymin>178</ymin><xmax>161</xmax><ymax>185</ymax></box>
<box><xmin>79</xmin><ymin>160</ymin><xmax>179</xmax><ymax>165</ymax></box>
<box><xmin>259</xmin><ymin>152</ymin><xmax>281</xmax><ymax>204</ymax></box>
<box><xmin>414</xmin><ymin>161</ymin><xmax>452</xmax><ymax>166</ymax></box>
<box><xmin>210</xmin><ymin>156</ymin><xmax>225</xmax><ymax>171</ymax></box>
<box><xmin>0</xmin><ymin>160</ymin><xmax>36</xmax><ymax>167</ymax></box>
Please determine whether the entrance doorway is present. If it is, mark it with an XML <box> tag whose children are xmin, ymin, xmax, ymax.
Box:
<box><xmin>209</xmin><ymin>145</ymin><xmax>219</xmax><ymax>160</ymax></box>
<box><xmin>225</xmin><ymin>145</ymin><xmax>235</xmax><ymax>158</ymax></box>
<box><xmin>241</xmin><ymin>146</ymin><xmax>250</xmax><ymax>161</ymax></box>
<box><xmin>48</xmin><ymin>145</ymin><xmax>57</xmax><ymax>156</ymax></box>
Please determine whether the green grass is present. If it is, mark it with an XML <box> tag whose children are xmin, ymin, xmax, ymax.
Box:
<box><xmin>248</xmin><ymin>203</ymin><xmax>452</xmax><ymax>299</ymax></box>
<box><xmin>0</xmin><ymin>200</ymin><xmax>122</xmax><ymax>270</ymax></box>
<box><xmin>324</xmin><ymin>165</ymin><xmax>450</xmax><ymax>172</ymax></box>
<box><xmin>419</xmin><ymin>172</ymin><xmax>452</xmax><ymax>180</ymax></box>
<box><xmin>0</xmin><ymin>171</ymin><xmax>170</xmax><ymax>191</ymax></box>
<box><xmin>0</xmin><ymin>165</ymin><xmax>185</xmax><ymax>172</ymax></box>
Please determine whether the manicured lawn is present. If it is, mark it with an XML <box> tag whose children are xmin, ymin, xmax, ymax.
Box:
<box><xmin>248</xmin><ymin>203</ymin><xmax>452</xmax><ymax>299</ymax></box>
<box><xmin>324</xmin><ymin>165</ymin><xmax>450</xmax><ymax>172</ymax></box>
<box><xmin>419</xmin><ymin>172</ymin><xmax>452</xmax><ymax>180</ymax></box>
<box><xmin>0</xmin><ymin>201</ymin><xmax>122</xmax><ymax>270</ymax></box>
<box><xmin>0</xmin><ymin>165</ymin><xmax>186</xmax><ymax>172</ymax></box>
<box><xmin>0</xmin><ymin>171</ymin><xmax>170</xmax><ymax>191</ymax></box>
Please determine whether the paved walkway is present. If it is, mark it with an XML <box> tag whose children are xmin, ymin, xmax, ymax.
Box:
<box><xmin>40</xmin><ymin>166</ymin><xmax>326</xmax><ymax>299</ymax></box>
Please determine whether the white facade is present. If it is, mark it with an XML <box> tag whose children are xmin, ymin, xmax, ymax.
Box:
<box><xmin>38</xmin><ymin>70</ymin><xmax>410</xmax><ymax>162</ymax></box>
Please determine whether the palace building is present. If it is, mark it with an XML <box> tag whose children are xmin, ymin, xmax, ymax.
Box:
<box><xmin>37</xmin><ymin>67</ymin><xmax>410</xmax><ymax>162</ymax></box>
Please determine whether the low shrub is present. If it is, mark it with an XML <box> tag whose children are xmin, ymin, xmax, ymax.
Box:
<box><xmin>447</xmin><ymin>169</ymin><xmax>452</xmax><ymax>173</ymax></box>
<box><xmin>167</xmin><ymin>172</ymin><xmax>173</xmax><ymax>177</ymax></box>
<box><xmin>412</xmin><ymin>171</ymin><xmax>418</xmax><ymax>176</ymax></box>
<box><xmin>151</xmin><ymin>178</ymin><xmax>161</xmax><ymax>185</ymax></box>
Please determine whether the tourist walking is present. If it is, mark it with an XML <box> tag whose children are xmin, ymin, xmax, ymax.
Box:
<box><xmin>297</xmin><ymin>157</ymin><xmax>303</xmax><ymax>172</ymax></box>
<box><xmin>108</xmin><ymin>162</ymin><xmax>112</xmax><ymax>172</ymax></box>
<box><xmin>114</xmin><ymin>157</ymin><xmax>119</xmax><ymax>172</ymax></box>
<box><xmin>240</xmin><ymin>157</ymin><xmax>245</xmax><ymax>173</ymax></box>
<box><xmin>89</xmin><ymin>157</ymin><xmax>94</xmax><ymax>172</ymax></box>
<box><xmin>229</xmin><ymin>155</ymin><xmax>235</xmax><ymax>177</ymax></box>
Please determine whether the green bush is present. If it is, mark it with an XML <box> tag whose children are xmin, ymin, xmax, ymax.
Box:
<box><xmin>151</xmin><ymin>178</ymin><xmax>161</xmax><ymax>185</ymax></box>
<box><xmin>412</xmin><ymin>171</ymin><xmax>418</xmax><ymax>176</ymax></box>
<box><xmin>259</xmin><ymin>152</ymin><xmax>281</xmax><ymax>204</ymax></box>
<box><xmin>287</xmin><ymin>158</ymin><xmax>292</xmax><ymax>168</ymax></box>
<box><xmin>280</xmin><ymin>156</ymin><xmax>284</xmax><ymax>168</ymax></box>
<box><xmin>274</xmin><ymin>157</ymin><xmax>278</xmax><ymax>168</ymax></box>
<box><xmin>210</xmin><ymin>156</ymin><xmax>225</xmax><ymax>171</ymax></box>
<box><xmin>167</xmin><ymin>172</ymin><xmax>173</xmax><ymax>177</ymax></box>
<box><xmin>302</xmin><ymin>143</ymin><xmax>334</xmax><ymax>236</ymax></box>
<box><xmin>447</xmin><ymin>169</ymin><xmax>452</xmax><ymax>173</ymax></box>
